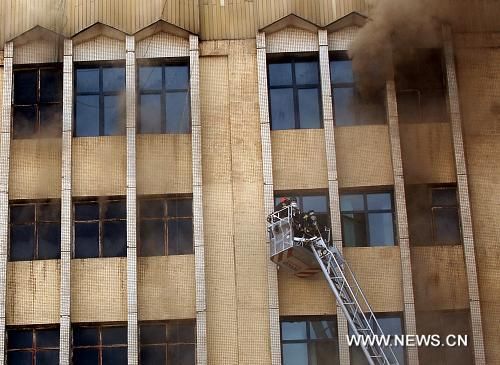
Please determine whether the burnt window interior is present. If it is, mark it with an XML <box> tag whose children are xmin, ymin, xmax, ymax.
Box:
<box><xmin>74</xmin><ymin>199</ymin><xmax>126</xmax><ymax>258</ymax></box>
<box><xmin>138</xmin><ymin>63</ymin><xmax>190</xmax><ymax>134</ymax></box>
<box><xmin>7</xmin><ymin>327</ymin><xmax>60</xmax><ymax>364</ymax></box>
<box><xmin>330</xmin><ymin>53</ymin><xmax>386</xmax><ymax>126</ymax></box>
<box><xmin>13</xmin><ymin>66</ymin><xmax>62</xmax><ymax>139</ymax></box>
<box><xmin>274</xmin><ymin>193</ymin><xmax>330</xmax><ymax>232</ymax></box>
<box><xmin>139</xmin><ymin>320</ymin><xmax>196</xmax><ymax>365</ymax></box>
<box><xmin>9</xmin><ymin>202</ymin><xmax>61</xmax><ymax>261</ymax></box>
<box><xmin>75</xmin><ymin>66</ymin><xmax>125</xmax><ymax>137</ymax></box>
<box><xmin>73</xmin><ymin>325</ymin><xmax>127</xmax><ymax>365</ymax></box>
<box><xmin>395</xmin><ymin>48</ymin><xmax>448</xmax><ymax>124</ymax></box>
<box><xmin>138</xmin><ymin>197</ymin><xmax>193</xmax><ymax>256</ymax></box>
<box><xmin>267</xmin><ymin>57</ymin><xmax>322</xmax><ymax>130</ymax></box>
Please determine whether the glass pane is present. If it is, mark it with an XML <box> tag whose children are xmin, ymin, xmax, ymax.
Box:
<box><xmin>310</xmin><ymin>342</ymin><xmax>339</xmax><ymax>365</ymax></box>
<box><xmin>10</xmin><ymin>225</ymin><xmax>35</xmax><ymax>261</ymax></box>
<box><xmin>39</xmin><ymin>104</ymin><xmax>62</xmax><ymax>137</ymax></box>
<box><xmin>36</xmin><ymin>349</ymin><xmax>59</xmax><ymax>365</ymax></box>
<box><xmin>8</xmin><ymin>329</ymin><xmax>33</xmax><ymax>348</ymax></box>
<box><xmin>378</xmin><ymin>317</ymin><xmax>405</xmax><ymax>365</ymax></box>
<box><xmin>432</xmin><ymin>188</ymin><xmax>457</xmax><ymax>207</ymax></box>
<box><xmin>74</xmin><ymin>222</ymin><xmax>99</xmax><ymax>258</ymax></box>
<box><xmin>73</xmin><ymin>327</ymin><xmax>99</xmax><ymax>346</ymax></box>
<box><xmin>270</xmin><ymin>88</ymin><xmax>295</xmax><ymax>130</ymax></box>
<box><xmin>11</xmin><ymin>205</ymin><xmax>35</xmax><ymax>224</ymax></box>
<box><xmin>139</xmin><ymin>67</ymin><xmax>162</xmax><ymax>90</ymax></box>
<box><xmin>165</xmin><ymin>91</ymin><xmax>190</xmax><ymax>133</ymax></box>
<box><xmin>103</xmin><ymin>200</ymin><xmax>126</xmax><ymax>219</ymax></box>
<box><xmin>36</xmin><ymin>328</ymin><xmax>60</xmax><ymax>348</ymax></box>
<box><xmin>340</xmin><ymin>194</ymin><xmax>364</xmax><ymax>212</ymax></box>
<box><xmin>140</xmin><ymin>220</ymin><xmax>165</xmax><ymax>256</ymax></box>
<box><xmin>281</xmin><ymin>321</ymin><xmax>307</xmax><ymax>341</ymax></box>
<box><xmin>167</xmin><ymin>344</ymin><xmax>195</xmax><ymax>365</ymax></box>
<box><xmin>14</xmin><ymin>70</ymin><xmax>37</xmax><ymax>104</ymax></box>
<box><xmin>104</xmin><ymin>95</ymin><xmax>125</xmax><ymax>136</ymax></box>
<box><xmin>38</xmin><ymin>203</ymin><xmax>60</xmax><ymax>221</ymax></box>
<box><xmin>7</xmin><ymin>351</ymin><xmax>32</xmax><ymax>364</ymax></box>
<box><xmin>397</xmin><ymin>90</ymin><xmax>421</xmax><ymax>124</ymax></box>
<box><xmin>331</xmin><ymin>60</ymin><xmax>354</xmax><ymax>84</ymax></box>
<box><xmin>103</xmin><ymin>67</ymin><xmax>125</xmax><ymax>92</ymax></box>
<box><xmin>309</xmin><ymin>320</ymin><xmax>337</xmax><ymax>339</ymax></box>
<box><xmin>74</xmin><ymin>203</ymin><xmax>99</xmax><ymax>221</ymax></box>
<box><xmin>167</xmin><ymin>321</ymin><xmax>195</xmax><ymax>343</ymax></box>
<box><xmin>40</xmin><ymin>69</ymin><xmax>62</xmax><ymax>103</ymax></box>
<box><xmin>268</xmin><ymin>63</ymin><xmax>292</xmax><ymax>86</ymax></box>
<box><xmin>282</xmin><ymin>343</ymin><xmax>308</xmax><ymax>365</ymax></box>
<box><xmin>421</xmin><ymin>89</ymin><xmax>447</xmax><ymax>123</ymax></box>
<box><xmin>167</xmin><ymin>199</ymin><xmax>192</xmax><ymax>217</ymax></box>
<box><xmin>295</xmin><ymin>61</ymin><xmax>319</xmax><ymax>85</ymax></box>
<box><xmin>102</xmin><ymin>326</ymin><xmax>127</xmax><ymax>345</ymax></box>
<box><xmin>102</xmin><ymin>221</ymin><xmax>127</xmax><ymax>257</ymax></box>
<box><xmin>302</xmin><ymin>196</ymin><xmax>328</xmax><ymax>213</ymax></box>
<box><xmin>102</xmin><ymin>348</ymin><xmax>127</xmax><ymax>365</ymax></box>
<box><xmin>73</xmin><ymin>348</ymin><xmax>98</xmax><ymax>365</ymax></box>
<box><xmin>165</xmin><ymin>66</ymin><xmax>189</xmax><ymax>89</ymax></box>
<box><xmin>140</xmin><ymin>200</ymin><xmax>165</xmax><ymax>218</ymax></box>
<box><xmin>13</xmin><ymin>106</ymin><xmax>37</xmax><ymax>138</ymax></box>
<box><xmin>366</xmin><ymin>193</ymin><xmax>392</xmax><ymax>211</ymax></box>
<box><xmin>342</xmin><ymin>213</ymin><xmax>367</xmax><ymax>247</ymax></box>
<box><xmin>38</xmin><ymin>223</ymin><xmax>61</xmax><ymax>260</ymax></box>
<box><xmin>75</xmin><ymin>95</ymin><xmax>100</xmax><ymax>137</ymax></box>
<box><xmin>333</xmin><ymin>87</ymin><xmax>356</xmax><ymax>126</ymax></box>
<box><xmin>298</xmin><ymin>88</ymin><xmax>321</xmax><ymax>129</ymax></box>
<box><xmin>140</xmin><ymin>345</ymin><xmax>166</xmax><ymax>365</ymax></box>
<box><xmin>433</xmin><ymin>208</ymin><xmax>461</xmax><ymax>244</ymax></box>
<box><xmin>140</xmin><ymin>324</ymin><xmax>166</xmax><ymax>344</ymax></box>
<box><xmin>358</xmin><ymin>90</ymin><xmax>386</xmax><ymax>125</ymax></box>
<box><xmin>368</xmin><ymin>212</ymin><xmax>395</xmax><ymax>246</ymax></box>
<box><xmin>76</xmin><ymin>68</ymin><xmax>99</xmax><ymax>93</ymax></box>
<box><xmin>168</xmin><ymin>219</ymin><xmax>193</xmax><ymax>255</ymax></box>
<box><xmin>139</xmin><ymin>94</ymin><xmax>162</xmax><ymax>134</ymax></box>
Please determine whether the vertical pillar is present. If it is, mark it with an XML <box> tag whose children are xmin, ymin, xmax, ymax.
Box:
<box><xmin>59</xmin><ymin>38</ymin><xmax>73</xmax><ymax>365</ymax></box>
<box><xmin>0</xmin><ymin>41</ymin><xmax>13</xmax><ymax>365</ymax></box>
<box><xmin>385</xmin><ymin>79</ymin><xmax>419</xmax><ymax>365</ymax></box>
<box><xmin>125</xmin><ymin>35</ymin><xmax>138</xmax><ymax>365</ymax></box>
<box><xmin>442</xmin><ymin>25</ymin><xmax>486</xmax><ymax>365</ymax></box>
<box><xmin>317</xmin><ymin>29</ymin><xmax>350</xmax><ymax>365</ymax></box>
<box><xmin>190</xmin><ymin>34</ymin><xmax>207</xmax><ymax>365</ymax></box>
<box><xmin>256</xmin><ymin>32</ymin><xmax>281</xmax><ymax>365</ymax></box>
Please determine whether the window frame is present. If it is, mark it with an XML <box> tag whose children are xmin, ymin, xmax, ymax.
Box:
<box><xmin>6</xmin><ymin>326</ymin><xmax>60</xmax><ymax>364</ymax></box>
<box><xmin>274</xmin><ymin>191</ymin><xmax>331</xmax><ymax>230</ymax></box>
<box><xmin>430</xmin><ymin>185</ymin><xmax>462</xmax><ymax>245</ymax></box>
<box><xmin>267</xmin><ymin>55</ymin><xmax>323</xmax><ymax>130</ymax></box>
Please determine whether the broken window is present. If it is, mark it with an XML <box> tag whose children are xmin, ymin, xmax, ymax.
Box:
<box><xmin>74</xmin><ymin>199</ymin><xmax>126</xmax><ymax>258</ymax></box>
<box><xmin>330</xmin><ymin>53</ymin><xmax>386</xmax><ymax>126</ymax></box>
<box><xmin>268</xmin><ymin>57</ymin><xmax>322</xmax><ymax>130</ymax></box>
<box><xmin>340</xmin><ymin>191</ymin><xmax>395</xmax><ymax>247</ymax></box>
<box><xmin>138</xmin><ymin>63</ymin><xmax>190</xmax><ymax>134</ymax></box>
<box><xmin>72</xmin><ymin>325</ymin><xmax>127</xmax><ymax>365</ymax></box>
<box><xmin>281</xmin><ymin>317</ymin><xmax>339</xmax><ymax>365</ymax></box>
<box><xmin>75</xmin><ymin>65</ymin><xmax>126</xmax><ymax>136</ymax></box>
<box><xmin>395</xmin><ymin>48</ymin><xmax>448</xmax><ymax>124</ymax></box>
<box><xmin>9</xmin><ymin>201</ymin><xmax>61</xmax><ymax>261</ymax></box>
<box><xmin>12</xmin><ymin>65</ymin><xmax>62</xmax><ymax>138</ymax></box>
<box><xmin>139</xmin><ymin>320</ymin><xmax>196</xmax><ymax>365</ymax></box>
<box><xmin>7</xmin><ymin>327</ymin><xmax>60</xmax><ymax>364</ymax></box>
<box><xmin>138</xmin><ymin>197</ymin><xmax>193</xmax><ymax>256</ymax></box>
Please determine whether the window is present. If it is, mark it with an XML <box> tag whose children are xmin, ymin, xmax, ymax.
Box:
<box><xmin>281</xmin><ymin>317</ymin><xmax>339</xmax><ymax>365</ymax></box>
<box><xmin>395</xmin><ymin>48</ymin><xmax>447</xmax><ymax>124</ymax></box>
<box><xmin>74</xmin><ymin>199</ymin><xmax>126</xmax><ymax>258</ymax></box>
<box><xmin>340</xmin><ymin>191</ymin><xmax>395</xmax><ymax>247</ymax></box>
<box><xmin>12</xmin><ymin>65</ymin><xmax>62</xmax><ymax>138</ymax></box>
<box><xmin>431</xmin><ymin>187</ymin><xmax>461</xmax><ymax>244</ymax></box>
<box><xmin>138</xmin><ymin>63</ymin><xmax>190</xmax><ymax>134</ymax></box>
<box><xmin>274</xmin><ymin>193</ymin><xmax>330</xmax><ymax>230</ymax></box>
<box><xmin>330</xmin><ymin>54</ymin><xmax>386</xmax><ymax>126</ymax></box>
<box><xmin>139</xmin><ymin>320</ymin><xmax>195</xmax><ymax>365</ymax></box>
<box><xmin>9</xmin><ymin>201</ymin><xmax>61</xmax><ymax>261</ymax></box>
<box><xmin>75</xmin><ymin>66</ymin><xmax>125</xmax><ymax>136</ymax></box>
<box><xmin>7</xmin><ymin>327</ymin><xmax>59</xmax><ymax>364</ymax></box>
<box><xmin>138</xmin><ymin>197</ymin><xmax>193</xmax><ymax>256</ymax></box>
<box><xmin>72</xmin><ymin>325</ymin><xmax>127</xmax><ymax>365</ymax></box>
<box><xmin>268</xmin><ymin>57</ymin><xmax>322</xmax><ymax>130</ymax></box>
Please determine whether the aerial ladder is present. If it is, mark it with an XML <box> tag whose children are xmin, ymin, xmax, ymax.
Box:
<box><xmin>267</xmin><ymin>200</ymin><xmax>400</xmax><ymax>365</ymax></box>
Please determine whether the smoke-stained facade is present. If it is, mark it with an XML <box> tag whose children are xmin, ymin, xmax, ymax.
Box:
<box><xmin>0</xmin><ymin>1</ymin><xmax>499</xmax><ymax>364</ymax></box>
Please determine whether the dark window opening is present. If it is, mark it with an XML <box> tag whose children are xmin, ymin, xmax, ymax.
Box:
<box><xmin>75</xmin><ymin>66</ymin><xmax>125</xmax><ymax>137</ymax></box>
<box><xmin>274</xmin><ymin>193</ymin><xmax>330</xmax><ymax>232</ymax></box>
<box><xmin>268</xmin><ymin>57</ymin><xmax>322</xmax><ymax>130</ymax></box>
<box><xmin>74</xmin><ymin>199</ymin><xmax>126</xmax><ymax>258</ymax></box>
<box><xmin>138</xmin><ymin>197</ymin><xmax>193</xmax><ymax>256</ymax></box>
<box><xmin>9</xmin><ymin>201</ymin><xmax>61</xmax><ymax>261</ymax></box>
<box><xmin>7</xmin><ymin>326</ymin><xmax>60</xmax><ymax>365</ymax></box>
<box><xmin>72</xmin><ymin>324</ymin><xmax>127</xmax><ymax>365</ymax></box>
<box><xmin>138</xmin><ymin>63</ymin><xmax>190</xmax><ymax>134</ymax></box>
<box><xmin>13</xmin><ymin>66</ymin><xmax>62</xmax><ymax>139</ymax></box>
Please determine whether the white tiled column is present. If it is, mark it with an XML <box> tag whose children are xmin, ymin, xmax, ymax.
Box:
<box><xmin>125</xmin><ymin>35</ymin><xmax>138</xmax><ymax>365</ymax></box>
<box><xmin>318</xmin><ymin>29</ymin><xmax>350</xmax><ymax>365</ymax></box>
<box><xmin>442</xmin><ymin>25</ymin><xmax>486</xmax><ymax>365</ymax></box>
<box><xmin>190</xmin><ymin>34</ymin><xmax>208</xmax><ymax>365</ymax></box>
<box><xmin>0</xmin><ymin>41</ymin><xmax>13</xmax><ymax>365</ymax></box>
<box><xmin>256</xmin><ymin>32</ymin><xmax>282</xmax><ymax>365</ymax></box>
